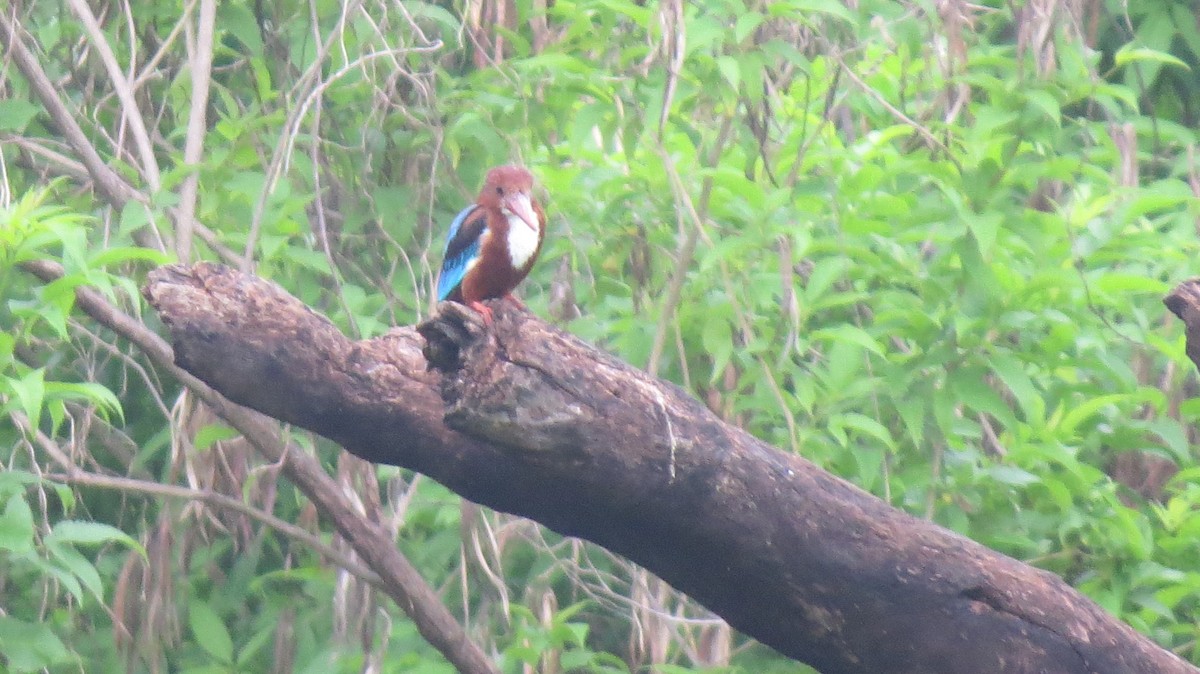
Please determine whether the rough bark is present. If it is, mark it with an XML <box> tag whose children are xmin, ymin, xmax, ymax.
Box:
<box><xmin>144</xmin><ymin>262</ymin><xmax>1195</xmax><ymax>674</ymax></box>
<box><xmin>1166</xmin><ymin>279</ymin><xmax>1200</xmax><ymax>369</ymax></box>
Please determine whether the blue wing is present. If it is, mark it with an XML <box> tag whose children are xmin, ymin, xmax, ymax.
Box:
<box><xmin>437</xmin><ymin>204</ymin><xmax>485</xmax><ymax>301</ymax></box>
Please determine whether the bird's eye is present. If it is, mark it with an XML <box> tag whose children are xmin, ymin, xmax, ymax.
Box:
<box><xmin>495</xmin><ymin>186</ymin><xmax>504</xmax><ymax>195</ymax></box>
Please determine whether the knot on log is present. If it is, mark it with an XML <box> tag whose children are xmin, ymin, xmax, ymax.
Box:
<box><xmin>417</xmin><ymin>302</ymin><xmax>589</xmax><ymax>455</ymax></box>
<box><xmin>415</xmin><ymin>300</ymin><xmax>488</xmax><ymax>372</ymax></box>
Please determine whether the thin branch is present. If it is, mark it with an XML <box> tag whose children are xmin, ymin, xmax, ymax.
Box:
<box><xmin>47</xmin><ymin>469</ymin><xmax>385</xmax><ymax>590</ymax></box>
<box><xmin>20</xmin><ymin>407</ymin><xmax>379</xmax><ymax>588</ymax></box>
<box><xmin>243</xmin><ymin>0</ymin><xmax>362</xmax><ymax>270</ymax></box>
<box><xmin>658</xmin><ymin>142</ymin><xmax>800</xmax><ymax>453</ymax></box>
<box><xmin>175</xmin><ymin>0</ymin><xmax>217</xmax><ymax>262</ymax></box>
<box><xmin>65</xmin><ymin>0</ymin><xmax>163</xmax><ymax>191</ymax></box>
<box><xmin>246</xmin><ymin>44</ymin><xmax>443</xmax><ymax>267</ymax></box>
<box><xmin>10</xmin><ymin>410</ymin><xmax>75</xmax><ymax>471</ymax></box>
<box><xmin>834</xmin><ymin>50</ymin><xmax>962</xmax><ymax>171</ymax></box>
<box><xmin>646</xmin><ymin>115</ymin><xmax>734</xmax><ymax>376</ymax></box>
<box><xmin>7</xmin><ymin>132</ymin><xmax>240</xmax><ymax>263</ymax></box>
<box><xmin>6</xmin><ymin>135</ymin><xmax>91</xmax><ymax>183</ymax></box>
<box><xmin>0</xmin><ymin>10</ymin><xmax>144</xmax><ymax>211</ymax></box>
<box><xmin>0</xmin><ymin>16</ymin><xmax>240</xmax><ymax>263</ymax></box>
<box><xmin>130</xmin><ymin>0</ymin><xmax>198</xmax><ymax>92</ymax></box>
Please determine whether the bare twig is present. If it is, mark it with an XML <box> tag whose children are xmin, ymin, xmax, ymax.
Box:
<box><xmin>18</xmin><ymin>380</ymin><xmax>376</xmax><ymax>588</ymax></box>
<box><xmin>48</xmin><ymin>469</ymin><xmax>386</xmax><ymax>590</ymax></box>
<box><xmin>657</xmin><ymin>143</ymin><xmax>800</xmax><ymax>453</ymax></box>
<box><xmin>243</xmin><ymin>0</ymin><xmax>359</xmax><ymax>269</ymax></box>
<box><xmin>0</xmin><ymin>13</ymin><xmax>243</xmax><ymax>263</ymax></box>
<box><xmin>833</xmin><ymin>51</ymin><xmax>962</xmax><ymax>170</ymax></box>
<box><xmin>130</xmin><ymin>0</ymin><xmax>198</xmax><ymax>92</ymax></box>
<box><xmin>646</xmin><ymin>115</ymin><xmax>734</xmax><ymax>376</ymax></box>
<box><xmin>175</xmin><ymin>0</ymin><xmax>217</xmax><ymax>261</ymax></box>
<box><xmin>0</xmin><ymin>11</ymin><xmax>144</xmax><ymax>211</ymax></box>
<box><xmin>65</xmin><ymin>0</ymin><xmax>163</xmax><ymax>191</ymax></box>
<box><xmin>656</xmin><ymin>0</ymin><xmax>685</xmax><ymax>138</ymax></box>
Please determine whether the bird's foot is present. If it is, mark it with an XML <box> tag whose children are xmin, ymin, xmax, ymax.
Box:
<box><xmin>503</xmin><ymin>293</ymin><xmax>526</xmax><ymax>310</ymax></box>
<box><xmin>467</xmin><ymin>300</ymin><xmax>494</xmax><ymax>326</ymax></box>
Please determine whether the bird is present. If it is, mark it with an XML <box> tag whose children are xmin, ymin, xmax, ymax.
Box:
<box><xmin>436</xmin><ymin>165</ymin><xmax>546</xmax><ymax>325</ymax></box>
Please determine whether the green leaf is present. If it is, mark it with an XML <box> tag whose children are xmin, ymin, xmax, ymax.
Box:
<box><xmin>951</xmin><ymin>369</ymin><xmax>1017</xmax><ymax>429</ymax></box>
<box><xmin>734</xmin><ymin>12</ymin><xmax>765</xmax><ymax>43</ymax></box>
<box><xmin>117</xmin><ymin>200</ymin><xmax>150</xmax><ymax>238</ymax></box>
<box><xmin>178</xmin><ymin>666</ymin><xmax>234</xmax><ymax>674</ymax></box>
<box><xmin>716</xmin><ymin>56</ymin><xmax>740</xmax><ymax>91</ymax></box>
<box><xmin>1023</xmin><ymin>89</ymin><xmax>1061</xmax><ymax>127</ymax></box>
<box><xmin>45</xmin><ymin>381</ymin><xmax>124</xmax><ymax>422</ymax></box>
<box><xmin>0</xmin><ymin>616</ymin><xmax>73</xmax><ymax>672</ymax></box>
<box><xmin>810</xmin><ymin>324</ymin><xmax>884</xmax><ymax>356</ymax></box>
<box><xmin>700</xmin><ymin>315</ymin><xmax>734</xmax><ymax>384</ymax></box>
<box><xmin>189</xmin><ymin>601</ymin><xmax>234</xmax><ymax>664</ymax></box>
<box><xmin>1114</xmin><ymin>46</ymin><xmax>1190</xmax><ymax>71</ymax></box>
<box><xmin>835</xmin><ymin>412</ymin><xmax>896</xmax><ymax>450</ymax></box>
<box><xmin>234</xmin><ymin>622</ymin><xmax>277</xmax><ymax>667</ymax></box>
<box><xmin>0</xmin><ymin>493</ymin><xmax>35</xmax><ymax>554</ymax></box>
<box><xmin>405</xmin><ymin>1</ymin><xmax>460</xmax><ymax>38</ymax></box>
<box><xmin>893</xmin><ymin>393</ymin><xmax>926</xmax><ymax>446</ymax></box>
<box><xmin>218</xmin><ymin>2</ymin><xmax>264</xmax><ymax>56</ymax></box>
<box><xmin>1057</xmin><ymin>393</ymin><xmax>1129</xmax><ymax>437</ymax></box>
<box><xmin>0</xmin><ymin>100</ymin><xmax>41</xmax><ymax>132</ymax></box>
<box><xmin>803</xmin><ymin>257</ymin><xmax>849</xmax><ymax>303</ymax></box>
<box><xmin>0</xmin><ymin>331</ymin><xmax>13</xmax><ymax>365</ymax></box>
<box><xmin>968</xmin><ymin>212</ymin><xmax>1001</xmax><ymax>259</ymax></box>
<box><xmin>1119</xmin><ymin>180</ymin><xmax>1195</xmax><ymax>222</ymax></box>
<box><xmin>989</xmin><ymin>354</ymin><xmax>1043</xmax><ymax>424</ymax></box>
<box><xmin>820</xmin><ymin>337</ymin><xmax>865</xmax><ymax>394</ymax></box>
<box><xmin>0</xmin><ymin>470</ymin><xmax>41</xmax><ymax>500</ymax></box>
<box><xmin>88</xmin><ymin>245</ymin><xmax>173</xmax><ymax>268</ymax></box>
<box><xmin>46</xmin><ymin>542</ymin><xmax>104</xmax><ymax>603</ymax></box>
<box><xmin>47</xmin><ymin>520</ymin><xmax>146</xmax><ymax>557</ymax></box>
<box><xmin>37</xmin><ymin>555</ymin><xmax>84</xmax><ymax>605</ymax></box>
<box><xmin>988</xmin><ymin>464</ymin><xmax>1040</xmax><ymax>487</ymax></box>
<box><xmin>1094</xmin><ymin>273</ymin><xmax>1168</xmax><ymax>296</ymax></box>
<box><xmin>9</xmin><ymin>367</ymin><xmax>45</xmax><ymax>429</ymax></box>
<box><xmin>1147</xmin><ymin>419</ymin><xmax>1190</xmax><ymax>465</ymax></box>
<box><xmin>195</xmin><ymin>423</ymin><xmax>242</xmax><ymax>451</ymax></box>
<box><xmin>774</xmin><ymin>0</ymin><xmax>857</xmax><ymax>24</ymax></box>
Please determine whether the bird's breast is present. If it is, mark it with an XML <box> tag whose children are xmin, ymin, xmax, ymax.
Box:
<box><xmin>505</xmin><ymin>213</ymin><xmax>541</xmax><ymax>270</ymax></box>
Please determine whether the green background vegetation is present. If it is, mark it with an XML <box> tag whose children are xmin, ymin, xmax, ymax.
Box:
<box><xmin>2</xmin><ymin>0</ymin><xmax>1200</xmax><ymax>671</ymax></box>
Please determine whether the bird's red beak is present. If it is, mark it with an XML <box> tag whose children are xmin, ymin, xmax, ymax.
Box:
<box><xmin>505</xmin><ymin>192</ymin><xmax>539</xmax><ymax>233</ymax></box>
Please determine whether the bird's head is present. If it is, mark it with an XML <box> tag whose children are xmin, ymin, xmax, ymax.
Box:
<box><xmin>478</xmin><ymin>165</ymin><xmax>539</xmax><ymax>233</ymax></box>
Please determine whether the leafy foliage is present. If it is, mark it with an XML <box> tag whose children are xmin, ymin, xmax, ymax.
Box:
<box><xmin>1</xmin><ymin>0</ymin><xmax>1199</xmax><ymax>671</ymax></box>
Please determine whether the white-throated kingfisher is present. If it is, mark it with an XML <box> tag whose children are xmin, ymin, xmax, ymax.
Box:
<box><xmin>436</xmin><ymin>165</ymin><xmax>547</xmax><ymax>324</ymax></box>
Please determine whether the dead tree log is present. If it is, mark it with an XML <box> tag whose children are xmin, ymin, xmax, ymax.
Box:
<box><xmin>1166</xmin><ymin>280</ymin><xmax>1200</xmax><ymax>370</ymax></box>
<box><xmin>144</xmin><ymin>262</ymin><xmax>1195</xmax><ymax>674</ymax></box>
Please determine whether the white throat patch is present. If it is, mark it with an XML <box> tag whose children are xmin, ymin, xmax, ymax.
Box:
<box><xmin>505</xmin><ymin>212</ymin><xmax>540</xmax><ymax>269</ymax></box>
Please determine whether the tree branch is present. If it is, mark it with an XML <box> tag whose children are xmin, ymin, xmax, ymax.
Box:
<box><xmin>20</xmin><ymin>259</ymin><xmax>499</xmax><ymax>674</ymax></box>
<box><xmin>47</xmin><ymin>470</ymin><xmax>384</xmax><ymax>591</ymax></box>
<box><xmin>0</xmin><ymin>9</ymin><xmax>143</xmax><ymax>210</ymax></box>
<box><xmin>143</xmin><ymin>261</ymin><xmax>1196</xmax><ymax>674</ymax></box>
<box><xmin>175</xmin><ymin>0</ymin><xmax>217</xmax><ymax>261</ymax></box>
<box><xmin>65</xmin><ymin>0</ymin><xmax>163</xmax><ymax>191</ymax></box>
<box><xmin>0</xmin><ymin>9</ymin><xmax>241</xmax><ymax>263</ymax></box>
